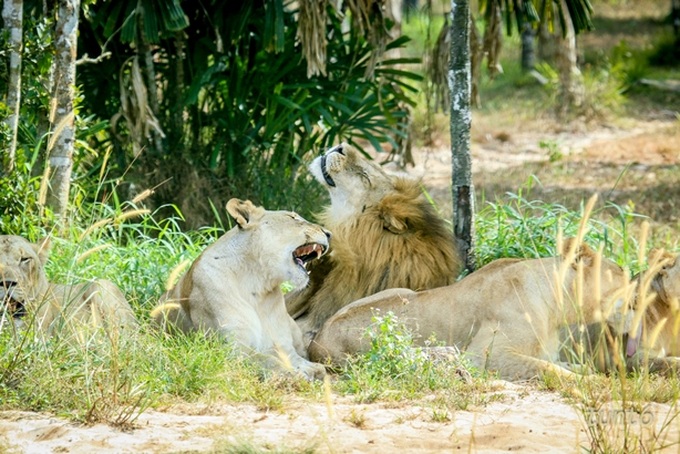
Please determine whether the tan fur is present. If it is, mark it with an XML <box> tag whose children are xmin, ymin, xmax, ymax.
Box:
<box><xmin>286</xmin><ymin>143</ymin><xmax>463</xmax><ymax>339</ymax></box>
<box><xmin>0</xmin><ymin>235</ymin><xmax>138</xmax><ymax>337</ymax></box>
<box><xmin>309</xmin><ymin>241</ymin><xmax>635</xmax><ymax>381</ymax></box>
<box><xmin>151</xmin><ymin>199</ymin><xmax>329</xmax><ymax>380</ymax></box>
<box><xmin>563</xmin><ymin>250</ymin><xmax>680</xmax><ymax>373</ymax></box>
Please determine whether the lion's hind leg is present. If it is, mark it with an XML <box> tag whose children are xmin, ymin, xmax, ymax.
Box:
<box><xmin>466</xmin><ymin>325</ymin><xmax>582</xmax><ymax>381</ymax></box>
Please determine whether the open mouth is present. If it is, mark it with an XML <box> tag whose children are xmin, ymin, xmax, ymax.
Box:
<box><xmin>293</xmin><ymin>243</ymin><xmax>327</xmax><ymax>270</ymax></box>
<box><xmin>320</xmin><ymin>154</ymin><xmax>335</xmax><ymax>187</ymax></box>
<box><xmin>1</xmin><ymin>296</ymin><xmax>27</xmax><ymax>320</ymax></box>
<box><xmin>1</xmin><ymin>281</ymin><xmax>27</xmax><ymax>319</ymax></box>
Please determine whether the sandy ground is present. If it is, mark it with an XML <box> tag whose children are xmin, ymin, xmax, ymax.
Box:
<box><xmin>2</xmin><ymin>380</ymin><xmax>679</xmax><ymax>453</ymax></box>
<box><xmin>1</xmin><ymin>118</ymin><xmax>679</xmax><ymax>453</ymax></box>
<box><xmin>397</xmin><ymin>117</ymin><xmax>680</xmax><ymax>220</ymax></box>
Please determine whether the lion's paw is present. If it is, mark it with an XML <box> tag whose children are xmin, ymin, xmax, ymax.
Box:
<box><xmin>299</xmin><ymin>361</ymin><xmax>327</xmax><ymax>381</ymax></box>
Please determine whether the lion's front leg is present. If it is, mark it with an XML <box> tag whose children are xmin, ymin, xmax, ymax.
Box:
<box><xmin>260</xmin><ymin>298</ymin><xmax>327</xmax><ymax>380</ymax></box>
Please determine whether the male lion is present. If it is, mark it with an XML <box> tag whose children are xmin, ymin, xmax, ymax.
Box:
<box><xmin>0</xmin><ymin>235</ymin><xmax>138</xmax><ymax>336</ymax></box>
<box><xmin>309</xmin><ymin>240</ymin><xmax>635</xmax><ymax>381</ymax></box>
<box><xmin>562</xmin><ymin>249</ymin><xmax>680</xmax><ymax>374</ymax></box>
<box><xmin>151</xmin><ymin>199</ymin><xmax>329</xmax><ymax>380</ymax></box>
<box><xmin>286</xmin><ymin>143</ymin><xmax>463</xmax><ymax>340</ymax></box>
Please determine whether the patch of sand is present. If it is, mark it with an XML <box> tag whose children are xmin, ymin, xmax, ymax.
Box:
<box><xmin>2</xmin><ymin>381</ymin><xmax>678</xmax><ymax>453</ymax></box>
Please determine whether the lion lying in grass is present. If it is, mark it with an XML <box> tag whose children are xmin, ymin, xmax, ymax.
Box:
<box><xmin>309</xmin><ymin>239</ymin><xmax>635</xmax><ymax>381</ymax></box>
<box><xmin>151</xmin><ymin>199</ymin><xmax>329</xmax><ymax>380</ymax></box>
<box><xmin>286</xmin><ymin>143</ymin><xmax>463</xmax><ymax>341</ymax></box>
<box><xmin>0</xmin><ymin>235</ymin><xmax>138</xmax><ymax>337</ymax></box>
<box><xmin>562</xmin><ymin>249</ymin><xmax>680</xmax><ymax>374</ymax></box>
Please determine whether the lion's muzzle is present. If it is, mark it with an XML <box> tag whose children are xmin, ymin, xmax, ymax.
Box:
<box><xmin>320</xmin><ymin>154</ymin><xmax>336</xmax><ymax>187</ymax></box>
<box><xmin>319</xmin><ymin>143</ymin><xmax>345</xmax><ymax>188</ymax></box>
<box><xmin>0</xmin><ymin>280</ymin><xmax>27</xmax><ymax>319</ymax></box>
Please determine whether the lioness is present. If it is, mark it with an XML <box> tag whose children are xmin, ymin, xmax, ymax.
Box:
<box><xmin>0</xmin><ymin>235</ymin><xmax>138</xmax><ymax>336</ymax></box>
<box><xmin>309</xmin><ymin>240</ymin><xmax>635</xmax><ymax>381</ymax></box>
<box><xmin>562</xmin><ymin>250</ymin><xmax>680</xmax><ymax>374</ymax></box>
<box><xmin>286</xmin><ymin>143</ymin><xmax>463</xmax><ymax>340</ymax></box>
<box><xmin>151</xmin><ymin>199</ymin><xmax>329</xmax><ymax>380</ymax></box>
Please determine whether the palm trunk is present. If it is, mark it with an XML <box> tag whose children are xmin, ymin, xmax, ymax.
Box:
<box><xmin>554</xmin><ymin>0</ymin><xmax>584</xmax><ymax>111</ymax></box>
<box><xmin>482</xmin><ymin>0</ymin><xmax>502</xmax><ymax>78</ymax></box>
<box><xmin>46</xmin><ymin>0</ymin><xmax>80</xmax><ymax>216</ymax></box>
<box><xmin>171</xmin><ymin>32</ymin><xmax>186</xmax><ymax>150</ymax></box>
<box><xmin>2</xmin><ymin>0</ymin><xmax>23</xmax><ymax>174</ymax></box>
<box><xmin>138</xmin><ymin>6</ymin><xmax>164</xmax><ymax>158</ymax></box>
<box><xmin>449</xmin><ymin>0</ymin><xmax>475</xmax><ymax>273</ymax></box>
<box><xmin>521</xmin><ymin>22</ymin><xmax>536</xmax><ymax>71</ymax></box>
<box><xmin>469</xmin><ymin>15</ymin><xmax>482</xmax><ymax>108</ymax></box>
<box><xmin>537</xmin><ymin>18</ymin><xmax>557</xmax><ymax>63</ymax></box>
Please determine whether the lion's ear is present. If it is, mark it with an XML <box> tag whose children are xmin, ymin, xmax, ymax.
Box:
<box><xmin>226</xmin><ymin>199</ymin><xmax>265</xmax><ymax>228</ymax></box>
<box><xmin>380</xmin><ymin>212</ymin><xmax>408</xmax><ymax>234</ymax></box>
<box><xmin>574</xmin><ymin>244</ymin><xmax>596</xmax><ymax>268</ymax></box>
<box><xmin>33</xmin><ymin>237</ymin><xmax>51</xmax><ymax>265</ymax></box>
<box><xmin>560</xmin><ymin>238</ymin><xmax>596</xmax><ymax>268</ymax></box>
<box><xmin>649</xmin><ymin>248</ymin><xmax>674</xmax><ymax>264</ymax></box>
<box><xmin>648</xmin><ymin>248</ymin><xmax>676</xmax><ymax>274</ymax></box>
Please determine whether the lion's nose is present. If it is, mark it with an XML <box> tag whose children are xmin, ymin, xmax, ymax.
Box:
<box><xmin>0</xmin><ymin>280</ymin><xmax>17</xmax><ymax>289</ymax></box>
<box><xmin>330</xmin><ymin>144</ymin><xmax>344</xmax><ymax>155</ymax></box>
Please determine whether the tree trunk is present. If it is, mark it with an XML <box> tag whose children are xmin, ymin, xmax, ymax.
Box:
<box><xmin>170</xmin><ymin>32</ymin><xmax>186</xmax><ymax>152</ymax></box>
<box><xmin>521</xmin><ymin>22</ymin><xmax>536</xmax><ymax>71</ymax></box>
<box><xmin>2</xmin><ymin>0</ymin><xmax>23</xmax><ymax>174</ymax></box>
<box><xmin>553</xmin><ymin>0</ymin><xmax>584</xmax><ymax>111</ymax></box>
<box><xmin>482</xmin><ymin>0</ymin><xmax>502</xmax><ymax>78</ymax></box>
<box><xmin>538</xmin><ymin>14</ymin><xmax>558</xmax><ymax>63</ymax></box>
<box><xmin>46</xmin><ymin>0</ymin><xmax>80</xmax><ymax>216</ymax></box>
<box><xmin>469</xmin><ymin>15</ymin><xmax>482</xmax><ymax>108</ymax></box>
<box><xmin>449</xmin><ymin>0</ymin><xmax>475</xmax><ymax>273</ymax></box>
<box><xmin>138</xmin><ymin>5</ymin><xmax>164</xmax><ymax>158</ymax></box>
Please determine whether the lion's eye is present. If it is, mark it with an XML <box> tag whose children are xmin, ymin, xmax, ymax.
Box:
<box><xmin>358</xmin><ymin>171</ymin><xmax>371</xmax><ymax>186</ymax></box>
<box><xmin>19</xmin><ymin>256</ymin><xmax>32</xmax><ymax>265</ymax></box>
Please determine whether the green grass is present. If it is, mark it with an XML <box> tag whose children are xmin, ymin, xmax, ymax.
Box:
<box><xmin>1</xmin><ymin>2</ymin><xmax>678</xmax><ymax>450</ymax></box>
<box><xmin>2</xmin><ymin>187</ymin><xmax>680</xmax><ymax>452</ymax></box>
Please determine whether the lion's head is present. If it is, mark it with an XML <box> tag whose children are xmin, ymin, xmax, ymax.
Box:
<box><xmin>659</xmin><ymin>254</ymin><xmax>680</xmax><ymax>309</ymax></box>
<box><xmin>309</xmin><ymin>143</ymin><xmax>398</xmax><ymax>224</ymax></box>
<box><xmin>650</xmin><ymin>251</ymin><xmax>680</xmax><ymax>308</ymax></box>
<box><xmin>0</xmin><ymin>235</ymin><xmax>51</xmax><ymax>325</ymax></box>
<box><xmin>226</xmin><ymin>199</ymin><xmax>331</xmax><ymax>290</ymax></box>
<box><xmin>289</xmin><ymin>144</ymin><xmax>463</xmax><ymax>337</ymax></box>
<box><xmin>559</xmin><ymin>238</ymin><xmax>633</xmax><ymax>331</ymax></box>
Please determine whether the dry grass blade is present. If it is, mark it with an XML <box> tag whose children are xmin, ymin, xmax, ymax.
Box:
<box><xmin>165</xmin><ymin>259</ymin><xmax>190</xmax><ymax>291</ymax></box>
<box><xmin>76</xmin><ymin>244</ymin><xmax>113</xmax><ymax>263</ymax></box>
<box><xmin>79</xmin><ymin>218</ymin><xmax>113</xmax><ymax>241</ymax></box>
<box><xmin>345</xmin><ymin>0</ymin><xmax>389</xmax><ymax>77</ymax></box>
<box><xmin>297</xmin><ymin>0</ymin><xmax>328</xmax><ymax>77</ymax></box>
<box><xmin>131</xmin><ymin>188</ymin><xmax>154</xmax><ymax>205</ymax></box>
<box><xmin>115</xmin><ymin>209</ymin><xmax>151</xmax><ymax>222</ymax></box>
<box><xmin>118</xmin><ymin>57</ymin><xmax>165</xmax><ymax>157</ymax></box>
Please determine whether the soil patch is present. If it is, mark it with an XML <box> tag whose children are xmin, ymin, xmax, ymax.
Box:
<box><xmin>2</xmin><ymin>381</ymin><xmax>678</xmax><ymax>453</ymax></box>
